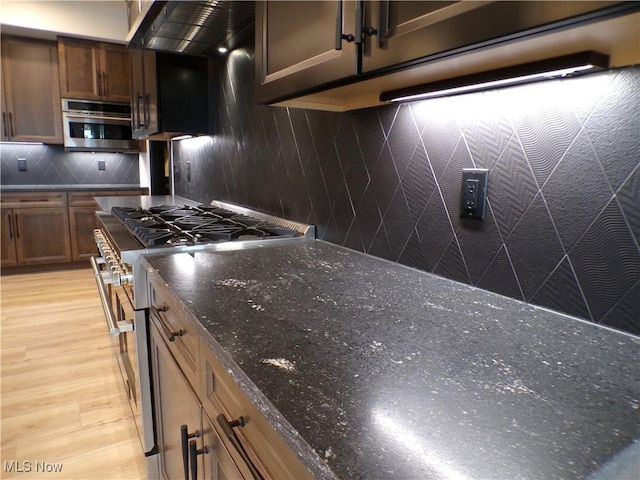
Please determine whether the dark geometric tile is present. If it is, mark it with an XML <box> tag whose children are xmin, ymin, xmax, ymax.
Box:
<box><xmin>343</xmin><ymin>216</ymin><xmax>366</xmax><ymax>253</ymax></box>
<box><xmin>437</xmin><ymin>139</ymin><xmax>475</xmax><ymax>225</ymax></box>
<box><xmin>400</xmin><ymin>142</ymin><xmax>437</xmax><ymax>223</ymax></box>
<box><xmin>433</xmin><ymin>236</ymin><xmax>471</xmax><ymax>285</ymax></box>
<box><xmin>414</xmin><ymin>191</ymin><xmax>456</xmax><ymax>273</ymax></box>
<box><xmin>543</xmin><ymin>129</ymin><xmax>614</xmax><ymax>252</ymax></box>
<box><xmin>386</xmin><ymin>104</ymin><xmax>421</xmax><ymax>178</ymax></box>
<box><xmin>477</xmin><ymin>245</ymin><xmax>524</xmax><ymax>302</ymax></box>
<box><xmin>506</xmin><ymin>193</ymin><xmax>565</xmax><ymax>301</ymax></box>
<box><xmin>377</xmin><ymin>103</ymin><xmax>399</xmax><ymax>138</ymax></box>
<box><xmin>380</xmin><ymin>184</ymin><xmax>414</xmax><ymax>262</ymax></box>
<box><xmin>570</xmin><ymin>199</ymin><xmax>640</xmax><ymax>322</ymax></box>
<box><xmin>616</xmin><ymin>165</ymin><xmax>640</xmax><ymax>247</ymax></box>
<box><xmin>530</xmin><ymin>256</ymin><xmax>591</xmax><ymax>321</ymax></box>
<box><xmin>489</xmin><ymin>135</ymin><xmax>539</xmax><ymax>239</ymax></box>
<box><xmin>414</xmin><ymin>100</ymin><xmax>462</xmax><ymax>181</ymax></box>
<box><xmin>585</xmin><ymin>67</ymin><xmax>640</xmax><ymax>191</ymax></box>
<box><xmin>330</xmin><ymin>180</ymin><xmax>356</xmax><ymax>246</ymax></box>
<box><xmin>599</xmin><ymin>280</ymin><xmax>640</xmax><ymax>335</ymax></box>
<box><xmin>456</xmin><ymin>202</ymin><xmax>504</xmax><ymax>286</ymax></box>
<box><xmin>334</xmin><ymin>113</ymin><xmax>363</xmax><ymax>178</ymax></box>
<box><xmin>397</xmin><ymin>227</ymin><xmax>429</xmax><ymax>272</ymax></box>
<box><xmin>462</xmin><ymin>110</ymin><xmax>514</xmax><ymax>170</ymax></box>
<box><xmin>366</xmin><ymin>143</ymin><xmax>401</xmax><ymax>218</ymax></box>
<box><xmin>516</xmin><ymin>95</ymin><xmax>581</xmax><ymax>188</ymax></box>
<box><xmin>368</xmin><ymin>222</ymin><xmax>394</xmax><ymax>262</ymax></box>
<box><xmin>349</xmin><ymin>107</ymin><xmax>387</xmax><ymax>176</ymax></box>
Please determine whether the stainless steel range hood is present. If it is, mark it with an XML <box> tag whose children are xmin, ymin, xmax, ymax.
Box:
<box><xmin>128</xmin><ymin>1</ymin><xmax>254</xmax><ymax>56</ymax></box>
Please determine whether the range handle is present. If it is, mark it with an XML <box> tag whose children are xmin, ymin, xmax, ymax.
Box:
<box><xmin>90</xmin><ymin>256</ymin><xmax>133</xmax><ymax>337</ymax></box>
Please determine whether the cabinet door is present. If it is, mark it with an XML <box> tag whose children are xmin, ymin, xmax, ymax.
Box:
<box><xmin>255</xmin><ymin>0</ymin><xmax>358</xmax><ymax>104</ymax></box>
<box><xmin>69</xmin><ymin>206</ymin><xmax>98</xmax><ymax>262</ymax></box>
<box><xmin>0</xmin><ymin>36</ymin><xmax>63</xmax><ymax>143</ymax></box>
<box><xmin>58</xmin><ymin>37</ymin><xmax>101</xmax><ymax>100</ymax></box>
<box><xmin>101</xmin><ymin>43</ymin><xmax>131</xmax><ymax>103</ymax></box>
<box><xmin>151</xmin><ymin>321</ymin><xmax>203</xmax><ymax>480</ymax></box>
<box><xmin>1</xmin><ymin>209</ymin><xmax>18</xmax><ymax>268</ymax></box>
<box><xmin>362</xmin><ymin>1</ymin><xmax>622</xmax><ymax>73</ymax></box>
<box><xmin>130</xmin><ymin>49</ymin><xmax>158</xmax><ymax>139</ymax></box>
<box><xmin>142</xmin><ymin>50</ymin><xmax>159</xmax><ymax>136</ymax></box>
<box><xmin>14</xmin><ymin>207</ymin><xmax>72</xmax><ymax>266</ymax></box>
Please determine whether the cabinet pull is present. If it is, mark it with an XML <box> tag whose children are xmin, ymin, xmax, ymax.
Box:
<box><xmin>357</xmin><ymin>1</ymin><xmax>377</xmax><ymax>40</ymax></box>
<box><xmin>97</xmin><ymin>70</ymin><xmax>102</xmax><ymax>96</ymax></box>
<box><xmin>153</xmin><ymin>307</ymin><xmax>185</xmax><ymax>342</ymax></box>
<box><xmin>143</xmin><ymin>94</ymin><xmax>150</xmax><ymax>128</ymax></box>
<box><xmin>2</xmin><ymin>112</ymin><xmax>7</xmax><ymax>138</ymax></box>
<box><xmin>14</xmin><ymin>213</ymin><xmax>19</xmax><ymax>239</ymax></box>
<box><xmin>7</xmin><ymin>214</ymin><xmax>13</xmax><ymax>239</ymax></box>
<box><xmin>216</xmin><ymin>414</ymin><xmax>264</xmax><ymax>480</ymax></box>
<box><xmin>335</xmin><ymin>0</ymin><xmax>355</xmax><ymax>50</ymax></box>
<box><xmin>189</xmin><ymin>439</ymin><xmax>209</xmax><ymax>480</ymax></box>
<box><xmin>8</xmin><ymin>112</ymin><xmax>14</xmax><ymax>138</ymax></box>
<box><xmin>102</xmin><ymin>72</ymin><xmax>108</xmax><ymax>98</ymax></box>
<box><xmin>181</xmin><ymin>425</ymin><xmax>200</xmax><ymax>480</ymax></box>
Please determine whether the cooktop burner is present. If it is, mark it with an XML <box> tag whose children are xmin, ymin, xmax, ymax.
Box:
<box><xmin>111</xmin><ymin>204</ymin><xmax>299</xmax><ymax>247</ymax></box>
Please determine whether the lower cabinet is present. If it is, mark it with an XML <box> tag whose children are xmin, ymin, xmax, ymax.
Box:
<box><xmin>1</xmin><ymin>193</ymin><xmax>72</xmax><ymax>267</ymax></box>
<box><xmin>150</xmin><ymin>316</ymin><xmax>244</xmax><ymax>480</ymax></box>
<box><xmin>148</xmin><ymin>269</ymin><xmax>314</xmax><ymax>480</ymax></box>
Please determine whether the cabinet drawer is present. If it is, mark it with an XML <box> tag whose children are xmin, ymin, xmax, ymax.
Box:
<box><xmin>200</xmin><ymin>343</ymin><xmax>313</xmax><ymax>480</ymax></box>
<box><xmin>148</xmin><ymin>273</ymin><xmax>199</xmax><ymax>389</ymax></box>
<box><xmin>1</xmin><ymin>192</ymin><xmax>67</xmax><ymax>209</ymax></box>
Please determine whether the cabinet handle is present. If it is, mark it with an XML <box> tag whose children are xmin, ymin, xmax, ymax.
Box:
<box><xmin>144</xmin><ymin>94</ymin><xmax>150</xmax><ymax>128</ymax></box>
<box><xmin>102</xmin><ymin>72</ymin><xmax>108</xmax><ymax>98</ymax></box>
<box><xmin>14</xmin><ymin>213</ymin><xmax>19</xmax><ymax>239</ymax></box>
<box><xmin>2</xmin><ymin>112</ymin><xmax>7</xmax><ymax>138</ymax></box>
<box><xmin>8</xmin><ymin>112</ymin><xmax>14</xmax><ymax>138</ymax></box>
<box><xmin>97</xmin><ymin>70</ymin><xmax>102</xmax><ymax>96</ymax></box>
<box><xmin>153</xmin><ymin>307</ymin><xmax>185</xmax><ymax>342</ymax></box>
<box><xmin>335</xmin><ymin>0</ymin><xmax>355</xmax><ymax>50</ymax></box>
<box><xmin>7</xmin><ymin>213</ymin><xmax>13</xmax><ymax>239</ymax></box>
<box><xmin>189</xmin><ymin>439</ymin><xmax>209</xmax><ymax>480</ymax></box>
<box><xmin>216</xmin><ymin>414</ymin><xmax>264</xmax><ymax>480</ymax></box>
<box><xmin>357</xmin><ymin>1</ymin><xmax>377</xmax><ymax>40</ymax></box>
<box><xmin>181</xmin><ymin>425</ymin><xmax>200</xmax><ymax>480</ymax></box>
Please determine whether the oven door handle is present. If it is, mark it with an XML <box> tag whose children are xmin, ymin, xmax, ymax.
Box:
<box><xmin>91</xmin><ymin>255</ymin><xmax>132</xmax><ymax>337</ymax></box>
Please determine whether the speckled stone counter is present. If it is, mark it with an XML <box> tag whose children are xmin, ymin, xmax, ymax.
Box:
<box><xmin>142</xmin><ymin>240</ymin><xmax>640</xmax><ymax>480</ymax></box>
<box><xmin>0</xmin><ymin>184</ymin><xmax>146</xmax><ymax>193</ymax></box>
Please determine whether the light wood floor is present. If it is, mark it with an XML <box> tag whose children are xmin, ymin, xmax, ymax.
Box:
<box><xmin>1</xmin><ymin>267</ymin><xmax>146</xmax><ymax>479</ymax></box>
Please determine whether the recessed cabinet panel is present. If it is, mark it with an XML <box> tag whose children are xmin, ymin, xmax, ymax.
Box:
<box><xmin>14</xmin><ymin>207</ymin><xmax>72</xmax><ymax>266</ymax></box>
<box><xmin>0</xmin><ymin>36</ymin><xmax>63</xmax><ymax>143</ymax></box>
<box><xmin>255</xmin><ymin>0</ymin><xmax>359</xmax><ymax>104</ymax></box>
<box><xmin>362</xmin><ymin>1</ymin><xmax>621</xmax><ymax>74</ymax></box>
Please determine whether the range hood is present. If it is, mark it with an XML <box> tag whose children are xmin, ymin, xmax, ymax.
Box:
<box><xmin>128</xmin><ymin>1</ymin><xmax>254</xmax><ymax>56</ymax></box>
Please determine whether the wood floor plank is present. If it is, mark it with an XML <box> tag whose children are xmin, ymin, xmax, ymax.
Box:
<box><xmin>1</xmin><ymin>267</ymin><xmax>146</xmax><ymax>479</ymax></box>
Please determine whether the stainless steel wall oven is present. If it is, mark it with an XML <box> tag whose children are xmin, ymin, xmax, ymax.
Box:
<box><xmin>91</xmin><ymin>197</ymin><xmax>314</xmax><ymax>477</ymax></box>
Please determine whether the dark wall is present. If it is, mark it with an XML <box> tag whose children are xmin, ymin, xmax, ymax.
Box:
<box><xmin>174</xmin><ymin>45</ymin><xmax>639</xmax><ymax>336</ymax></box>
<box><xmin>0</xmin><ymin>144</ymin><xmax>139</xmax><ymax>186</ymax></box>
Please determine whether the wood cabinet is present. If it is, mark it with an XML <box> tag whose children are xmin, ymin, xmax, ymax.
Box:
<box><xmin>1</xmin><ymin>193</ymin><xmax>71</xmax><ymax>267</ymax></box>
<box><xmin>150</xmin><ymin>315</ymin><xmax>244</xmax><ymax>480</ymax></box>
<box><xmin>147</xmin><ymin>270</ymin><xmax>313</xmax><ymax>480</ymax></box>
<box><xmin>58</xmin><ymin>37</ymin><xmax>131</xmax><ymax>103</ymax></box>
<box><xmin>255</xmin><ymin>1</ymin><xmax>639</xmax><ymax>110</ymax></box>
<box><xmin>129</xmin><ymin>50</ymin><xmax>208</xmax><ymax>140</ymax></box>
<box><xmin>0</xmin><ymin>36</ymin><xmax>63</xmax><ymax>144</ymax></box>
<box><xmin>1</xmin><ymin>190</ymin><xmax>146</xmax><ymax>268</ymax></box>
<box><xmin>255</xmin><ymin>0</ymin><xmax>359</xmax><ymax>104</ymax></box>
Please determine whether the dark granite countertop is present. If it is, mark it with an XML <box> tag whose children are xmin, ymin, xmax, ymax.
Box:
<box><xmin>142</xmin><ymin>240</ymin><xmax>640</xmax><ymax>480</ymax></box>
<box><xmin>0</xmin><ymin>184</ymin><xmax>146</xmax><ymax>193</ymax></box>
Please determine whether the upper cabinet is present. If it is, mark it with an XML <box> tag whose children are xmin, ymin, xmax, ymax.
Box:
<box><xmin>0</xmin><ymin>35</ymin><xmax>63</xmax><ymax>144</ymax></box>
<box><xmin>256</xmin><ymin>1</ymin><xmax>640</xmax><ymax>111</ymax></box>
<box><xmin>255</xmin><ymin>0</ymin><xmax>359</xmax><ymax>105</ymax></box>
<box><xmin>129</xmin><ymin>50</ymin><xmax>209</xmax><ymax>140</ymax></box>
<box><xmin>58</xmin><ymin>37</ymin><xmax>131</xmax><ymax>103</ymax></box>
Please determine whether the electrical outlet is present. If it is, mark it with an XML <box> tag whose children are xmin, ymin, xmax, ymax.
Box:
<box><xmin>17</xmin><ymin>158</ymin><xmax>27</xmax><ymax>171</ymax></box>
<box><xmin>98</xmin><ymin>160</ymin><xmax>106</xmax><ymax>171</ymax></box>
<box><xmin>460</xmin><ymin>168</ymin><xmax>488</xmax><ymax>220</ymax></box>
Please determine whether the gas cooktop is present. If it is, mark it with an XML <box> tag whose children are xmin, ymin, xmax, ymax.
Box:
<box><xmin>110</xmin><ymin>203</ymin><xmax>304</xmax><ymax>248</ymax></box>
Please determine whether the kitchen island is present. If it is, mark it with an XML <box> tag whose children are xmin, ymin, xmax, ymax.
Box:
<box><xmin>141</xmin><ymin>240</ymin><xmax>639</xmax><ymax>480</ymax></box>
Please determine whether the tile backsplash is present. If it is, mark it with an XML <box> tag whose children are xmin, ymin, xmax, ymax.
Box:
<box><xmin>174</xmin><ymin>46</ymin><xmax>639</xmax><ymax>336</ymax></box>
<box><xmin>0</xmin><ymin>144</ymin><xmax>139</xmax><ymax>186</ymax></box>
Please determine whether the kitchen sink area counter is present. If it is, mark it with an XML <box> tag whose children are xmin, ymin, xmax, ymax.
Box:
<box><xmin>141</xmin><ymin>241</ymin><xmax>640</xmax><ymax>480</ymax></box>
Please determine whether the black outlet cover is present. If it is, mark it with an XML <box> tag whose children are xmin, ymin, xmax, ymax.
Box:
<box><xmin>460</xmin><ymin>168</ymin><xmax>488</xmax><ymax>220</ymax></box>
<box><xmin>98</xmin><ymin>160</ymin><xmax>106</xmax><ymax>171</ymax></box>
<box><xmin>17</xmin><ymin>159</ymin><xmax>27</xmax><ymax>171</ymax></box>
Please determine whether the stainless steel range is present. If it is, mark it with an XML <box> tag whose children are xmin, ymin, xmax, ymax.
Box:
<box><xmin>90</xmin><ymin>198</ymin><xmax>314</xmax><ymax>477</ymax></box>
